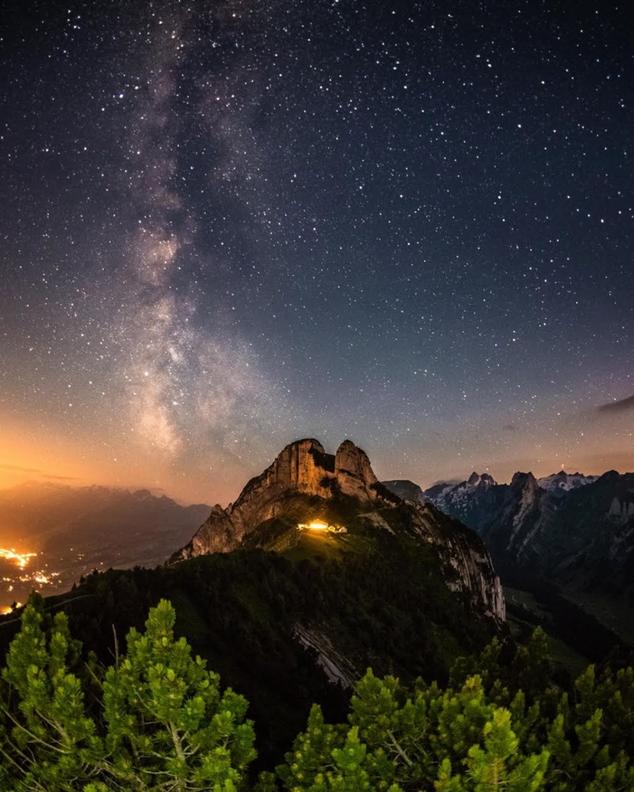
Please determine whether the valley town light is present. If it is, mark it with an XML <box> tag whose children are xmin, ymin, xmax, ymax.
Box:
<box><xmin>0</xmin><ymin>549</ymin><xmax>37</xmax><ymax>570</ymax></box>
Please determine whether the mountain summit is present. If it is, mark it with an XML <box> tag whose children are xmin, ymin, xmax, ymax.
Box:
<box><xmin>172</xmin><ymin>438</ymin><xmax>505</xmax><ymax>621</ymax></box>
<box><xmin>173</xmin><ymin>439</ymin><xmax>379</xmax><ymax>556</ymax></box>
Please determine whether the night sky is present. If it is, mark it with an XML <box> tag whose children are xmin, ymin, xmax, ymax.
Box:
<box><xmin>1</xmin><ymin>1</ymin><xmax>633</xmax><ymax>503</ymax></box>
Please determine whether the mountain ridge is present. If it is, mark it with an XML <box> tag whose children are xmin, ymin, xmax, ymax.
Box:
<box><xmin>384</xmin><ymin>468</ymin><xmax>634</xmax><ymax>643</ymax></box>
<box><xmin>172</xmin><ymin>438</ymin><xmax>505</xmax><ymax>622</ymax></box>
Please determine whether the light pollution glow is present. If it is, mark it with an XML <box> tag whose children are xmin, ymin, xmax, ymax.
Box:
<box><xmin>0</xmin><ymin>604</ymin><xmax>22</xmax><ymax>616</ymax></box>
<box><xmin>0</xmin><ymin>549</ymin><xmax>37</xmax><ymax>570</ymax></box>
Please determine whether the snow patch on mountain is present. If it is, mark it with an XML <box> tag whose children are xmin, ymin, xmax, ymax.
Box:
<box><xmin>537</xmin><ymin>471</ymin><xmax>597</xmax><ymax>492</ymax></box>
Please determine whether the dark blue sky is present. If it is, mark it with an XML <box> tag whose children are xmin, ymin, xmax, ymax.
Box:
<box><xmin>1</xmin><ymin>0</ymin><xmax>632</xmax><ymax>501</ymax></box>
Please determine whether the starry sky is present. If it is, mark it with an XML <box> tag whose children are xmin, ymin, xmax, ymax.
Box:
<box><xmin>1</xmin><ymin>0</ymin><xmax>633</xmax><ymax>504</ymax></box>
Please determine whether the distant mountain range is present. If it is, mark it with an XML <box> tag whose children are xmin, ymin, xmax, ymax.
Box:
<box><xmin>384</xmin><ymin>469</ymin><xmax>634</xmax><ymax>643</ymax></box>
<box><xmin>0</xmin><ymin>482</ymin><xmax>210</xmax><ymax>607</ymax></box>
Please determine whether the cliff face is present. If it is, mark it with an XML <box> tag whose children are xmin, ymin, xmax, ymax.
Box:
<box><xmin>176</xmin><ymin>438</ymin><xmax>384</xmax><ymax>557</ymax></box>
<box><xmin>407</xmin><ymin>501</ymin><xmax>506</xmax><ymax>622</ymax></box>
<box><xmin>172</xmin><ymin>438</ymin><xmax>505</xmax><ymax>622</ymax></box>
<box><xmin>334</xmin><ymin>439</ymin><xmax>379</xmax><ymax>500</ymax></box>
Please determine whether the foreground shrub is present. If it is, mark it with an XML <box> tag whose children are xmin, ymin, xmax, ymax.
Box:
<box><xmin>1</xmin><ymin>596</ymin><xmax>255</xmax><ymax>791</ymax></box>
<box><xmin>1</xmin><ymin>598</ymin><xmax>633</xmax><ymax>790</ymax></box>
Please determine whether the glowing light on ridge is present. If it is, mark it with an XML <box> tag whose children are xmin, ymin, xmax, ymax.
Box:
<box><xmin>297</xmin><ymin>520</ymin><xmax>347</xmax><ymax>534</ymax></box>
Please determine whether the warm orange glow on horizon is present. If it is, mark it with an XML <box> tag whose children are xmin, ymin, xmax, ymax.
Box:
<box><xmin>2</xmin><ymin>404</ymin><xmax>634</xmax><ymax>507</ymax></box>
<box><xmin>0</xmin><ymin>416</ymin><xmax>95</xmax><ymax>491</ymax></box>
<box><xmin>0</xmin><ymin>412</ymin><xmax>245</xmax><ymax>503</ymax></box>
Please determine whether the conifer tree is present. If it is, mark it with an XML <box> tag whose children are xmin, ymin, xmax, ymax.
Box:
<box><xmin>1</xmin><ymin>595</ymin><xmax>101</xmax><ymax>791</ymax></box>
<box><xmin>2</xmin><ymin>602</ymin><xmax>634</xmax><ymax>791</ymax></box>
<box><xmin>101</xmin><ymin>598</ymin><xmax>256</xmax><ymax>790</ymax></box>
<box><xmin>0</xmin><ymin>597</ymin><xmax>256</xmax><ymax>791</ymax></box>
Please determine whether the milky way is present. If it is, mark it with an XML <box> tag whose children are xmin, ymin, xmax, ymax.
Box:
<box><xmin>1</xmin><ymin>1</ymin><xmax>633</xmax><ymax>501</ymax></box>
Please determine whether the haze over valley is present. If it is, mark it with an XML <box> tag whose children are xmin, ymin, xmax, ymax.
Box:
<box><xmin>0</xmin><ymin>482</ymin><xmax>209</xmax><ymax>610</ymax></box>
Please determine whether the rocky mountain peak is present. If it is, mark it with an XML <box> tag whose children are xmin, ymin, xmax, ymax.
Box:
<box><xmin>467</xmin><ymin>472</ymin><xmax>497</xmax><ymax>488</ymax></box>
<box><xmin>235</xmin><ymin>437</ymin><xmax>333</xmax><ymax>504</ymax></box>
<box><xmin>334</xmin><ymin>439</ymin><xmax>379</xmax><ymax>499</ymax></box>
<box><xmin>173</xmin><ymin>438</ymin><xmax>382</xmax><ymax>558</ymax></box>
<box><xmin>510</xmin><ymin>471</ymin><xmax>538</xmax><ymax>492</ymax></box>
<box><xmin>228</xmin><ymin>437</ymin><xmax>381</xmax><ymax>506</ymax></box>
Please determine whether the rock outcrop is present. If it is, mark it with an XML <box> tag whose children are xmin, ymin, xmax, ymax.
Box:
<box><xmin>172</xmin><ymin>438</ymin><xmax>506</xmax><ymax>622</ymax></box>
<box><xmin>381</xmin><ymin>479</ymin><xmax>426</xmax><ymax>505</ymax></box>
<box><xmin>174</xmin><ymin>438</ymin><xmax>382</xmax><ymax>558</ymax></box>
<box><xmin>334</xmin><ymin>439</ymin><xmax>378</xmax><ymax>500</ymax></box>
<box><xmin>406</xmin><ymin>500</ymin><xmax>506</xmax><ymax>621</ymax></box>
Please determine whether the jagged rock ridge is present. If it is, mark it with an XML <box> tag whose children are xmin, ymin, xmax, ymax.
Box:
<box><xmin>537</xmin><ymin>471</ymin><xmax>598</xmax><ymax>492</ymax></box>
<box><xmin>174</xmin><ymin>439</ymin><xmax>381</xmax><ymax>556</ymax></box>
<box><xmin>406</xmin><ymin>469</ymin><xmax>634</xmax><ymax>643</ymax></box>
<box><xmin>172</xmin><ymin>438</ymin><xmax>505</xmax><ymax>621</ymax></box>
